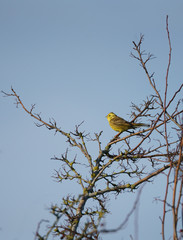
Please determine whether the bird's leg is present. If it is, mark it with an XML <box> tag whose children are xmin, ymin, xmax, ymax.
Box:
<box><xmin>127</xmin><ymin>130</ymin><xmax>134</xmax><ymax>134</ymax></box>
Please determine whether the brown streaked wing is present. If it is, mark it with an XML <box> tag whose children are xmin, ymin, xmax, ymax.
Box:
<box><xmin>110</xmin><ymin>117</ymin><xmax>131</xmax><ymax>127</ymax></box>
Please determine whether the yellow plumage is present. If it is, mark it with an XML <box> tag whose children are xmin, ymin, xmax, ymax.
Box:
<box><xmin>106</xmin><ymin>112</ymin><xmax>149</xmax><ymax>133</ymax></box>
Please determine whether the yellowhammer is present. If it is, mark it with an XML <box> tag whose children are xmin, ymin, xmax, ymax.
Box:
<box><xmin>106</xmin><ymin>112</ymin><xmax>149</xmax><ymax>133</ymax></box>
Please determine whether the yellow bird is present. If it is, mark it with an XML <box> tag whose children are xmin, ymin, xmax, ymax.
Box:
<box><xmin>106</xmin><ymin>112</ymin><xmax>149</xmax><ymax>133</ymax></box>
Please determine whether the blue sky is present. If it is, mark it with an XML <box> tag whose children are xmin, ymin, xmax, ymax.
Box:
<box><xmin>1</xmin><ymin>1</ymin><xmax>183</xmax><ymax>239</ymax></box>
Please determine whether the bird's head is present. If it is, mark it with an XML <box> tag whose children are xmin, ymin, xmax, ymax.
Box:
<box><xmin>106</xmin><ymin>112</ymin><xmax>116</xmax><ymax>121</ymax></box>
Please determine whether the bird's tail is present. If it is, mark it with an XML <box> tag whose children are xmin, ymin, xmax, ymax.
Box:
<box><xmin>134</xmin><ymin>123</ymin><xmax>150</xmax><ymax>128</ymax></box>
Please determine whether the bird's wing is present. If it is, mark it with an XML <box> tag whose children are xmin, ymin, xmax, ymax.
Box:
<box><xmin>110</xmin><ymin>117</ymin><xmax>133</xmax><ymax>127</ymax></box>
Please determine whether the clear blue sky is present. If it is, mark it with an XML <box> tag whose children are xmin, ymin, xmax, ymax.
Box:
<box><xmin>1</xmin><ymin>1</ymin><xmax>183</xmax><ymax>239</ymax></box>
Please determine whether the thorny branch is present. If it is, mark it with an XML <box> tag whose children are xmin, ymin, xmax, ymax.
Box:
<box><xmin>131</xmin><ymin>15</ymin><xmax>183</xmax><ymax>240</ymax></box>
